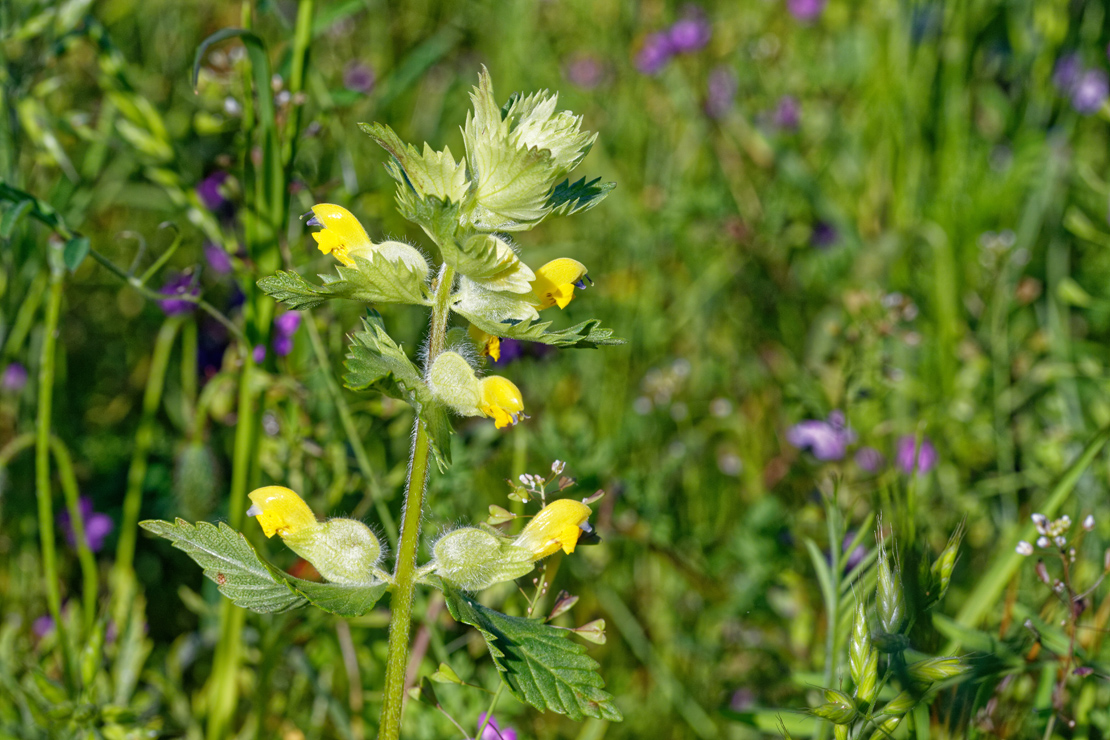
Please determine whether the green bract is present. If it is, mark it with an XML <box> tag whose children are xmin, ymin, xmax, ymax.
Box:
<box><xmin>432</xmin><ymin>527</ymin><xmax>535</xmax><ymax>592</ymax></box>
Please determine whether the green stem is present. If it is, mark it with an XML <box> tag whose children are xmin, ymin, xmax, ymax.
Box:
<box><xmin>51</xmin><ymin>437</ymin><xmax>98</xmax><ymax>631</ymax></box>
<box><xmin>379</xmin><ymin>264</ymin><xmax>455</xmax><ymax>740</ymax></box>
<box><xmin>114</xmin><ymin>316</ymin><xmax>183</xmax><ymax>586</ymax></box>
<box><xmin>35</xmin><ymin>265</ymin><xmax>74</xmax><ymax>689</ymax></box>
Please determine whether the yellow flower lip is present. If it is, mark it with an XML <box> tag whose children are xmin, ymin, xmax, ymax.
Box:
<box><xmin>532</xmin><ymin>258</ymin><xmax>589</xmax><ymax>310</ymax></box>
<box><xmin>305</xmin><ymin>203</ymin><xmax>374</xmax><ymax>267</ymax></box>
<box><xmin>514</xmin><ymin>499</ymin><xmax>593</xmax><ymax>560</ymax></box>
<box><xmin>479</xmin><ymin>376</ymin><xmax>526</xmax><ymax>429</ymax></box>
<box><xmin>469</xmin><ymin>325</ymin><xmax>502</xmax><ymax>362</ymax></box>
<box><xmin>247</xmin><ymin>486</ymin><xmax>318</xmax><ymax>539</ymax></box>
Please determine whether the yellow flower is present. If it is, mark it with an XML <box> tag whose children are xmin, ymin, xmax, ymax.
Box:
<box><xmin>246</xmin><ymin>486</ymin><xmax>318</xmax><ymax>538</ymax></box>
<box><xmin>514</xmin><ymin>499</ymin><xmax>593</xmax><ymax>559</ymax></box>
<box><xmin>469</xmin><ymin>324</ymin><xmax>501</xmax><ymax>362</ymax></box>
<box><xmin>306</xmin><ymin>204</ymin><xmax>374</xmax><ymax>267</ymax></box>
<box><xmin>478</xmin><ymin>376</ymin><xmax>525</xmax><ymax>429</ymax></box>
<box><xmin>532</xmin><ymin>258</ymin><xmax>591</xmax><ymax>310</ymax></box>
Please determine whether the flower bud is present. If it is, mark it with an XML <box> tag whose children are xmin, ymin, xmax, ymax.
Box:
<box><xmin>905</xmin><ymin>657</ymin><xmax>966</xmax><ymax>684</ymax></box>
<box><xmin>479</xmin><ymin>376</ymin><xmax>526</xmax><ymax>429</ymax></box>
<box><xmin>428</xmin><ymin>352</ymin><xmax>482</xmax><ymax>415</ymax></box>
<box><xmin>849</xmin><ymin>601</ymin><xmax>878</xmax><ymax>703</ymax></box>
<box><xmin>514</xmin><ymin>499</ymin><xmax>593</xmax><ymax>559</ymax></box>
<box><xmin>532</xmin><ymin>258</ymin><xmax>590</xmax><ymax>310</ymax></box>
<box><xmin>433</xmin><ymin>527</ymin><xmax>535</xmax><ymax>591</ymax></box>
<box><xmin>812</xmin><ymin>690</ymin><xmax>858</xmax><ymax>724</ymax></box>
<box><xmin>876</xmin><ymin>533</ymin><xmax>906</xmax><ymax>635</ymax></box>
<box><xmin>247</xmin><ymin>486</ymin><xmax>382</xmax><ymax>584</ymax></box>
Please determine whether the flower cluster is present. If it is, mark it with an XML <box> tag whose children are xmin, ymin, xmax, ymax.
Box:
<box><xmin>1053</xmin><ymin>54</ymin><xmax>1109</xmax><ymax>115</ymax></box>
<box><xmin>1016</xmin><ymin>513</ymin><xmax>1095</xmax><ymax>557</ymax></box>
<box><xmin>636</xmin><ymin>8</ymin><xmax>712</xmax><ymax>75</ymax></box>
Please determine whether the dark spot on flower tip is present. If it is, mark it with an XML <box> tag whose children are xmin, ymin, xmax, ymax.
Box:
<box><xmin>575</xmin><ymin>275</ymin><xmax>594</xmax><ymax>289</ymax></box>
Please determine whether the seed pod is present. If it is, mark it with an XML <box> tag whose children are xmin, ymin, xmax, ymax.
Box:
<box><xmin>906</xmin><ymin>657</ymin><xmax>966</xmax><ymax>684</ymax></box>
<box><xmin>433</xmin><ymin>527</ymin><xmax>535</xmax><ymax>591</ymax></box>
<box><xmin>812</xmin><ymin>689</ymin><xmax>858</xmax><ymax>724</ymax></box>
<box><xmin>929</xmin><ymin>523</ymin><xmax>963</xmax><ymax>603</ymax></box>
<box><xmin>849</xmin><ymin>601</ymin><xmax>878</xmax><ymax>703</ymax></box>
<box><xmin>284</xmin><ymin>518</ymin><xmax>383</xmax><ymax>585</ymax></box>
<box><xmin>881</xmin><ymin>690</ymin><xmax>916</xmax><ymax>717</ymax></box>
<box><xmin>867</xmin><ymin>716</ymin><xmax>902</xmax><ymax>740</ymax></box>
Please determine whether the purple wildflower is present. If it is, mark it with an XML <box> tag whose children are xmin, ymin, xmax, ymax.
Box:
<box><xmin>772</xmin><ymin>95</ymin><xmax>801</xmax><ymax>130</ymax></box>
<box><xmin>343</xmin><ymin>62</ymin><xmax>376</xmax><ymax>94</ymax></box>
<box><xmin>636</xmin><ymin>31</ymin><xmax>674</xmax><ymax>75</ymax></box>
<box><xmin>196</xmin><ymin>171</ymin><xmax>230</xmax><ymax>212</ymax></box>
<box><xmin>2</xmin><ymin>362</ymin><xmax>28</xmax><ymax>393</ymax></box>
<box><xmin>811</xmin><ymin>221</ymin><xmax>839</xmax><ymax>249</ymax></box>
<box><xmin>705</xmin><ymin>66</ymin><xmax>737</xmax><ymax>119</ymax></box>
<box><xmin>478</xmin><ymin>714</ymin><xmax>517</xmax><ymax>740</ymax></box>
<box><xmin>492</xmin><ymin>338</ymin><xmax>526</xmax><ymax>366</ymax></box>
<box><xmin>787</xmin><ymin>0</ymin><xmax>827</xmax><ymax>22</ymax></box>
<box><xmin>1052</xmin><ymin>54</ymin><xmax>1082</xmax><ymax>93</ymax></box>
<box><xmin>204</xmin><ymin>242</ymin><xmax>234</xmax><ymax>275</ymax></box>
<box><xmin>252</xmin><ymin>344</ymin><xmax>267</xmax><ymax>364</ymax></box>
<box><xmin>33</xmin><ymin>615</ymin><xmax>54</xmax><ymax>639</ymax></box>
<box><xmin>159</xmin><ymin>274</ymin><xmax>199</xmax><ymax>316</ymax></box>
<box><xmin>855</xmin><ymin>446</ymin><xmax>884</xmax><ymax>473</ymax></box>
<box><xmin>59</xmin><ymin>497</ymin><xmax>114</xmax><ymax>553</ymax></box>
<box><xmin>273</xmin><ymin>336</ymin><xmax>294</xmax><ymax>357</ymax></box>
<box><xmin>274</xmin><ymin>312</ymin><xmax>301</xmax><ymax>338</ymax></box>
<box><xmin>787</xmin><ymin>410</ymin><xmax>855</xmax><ymax>461</ymax></box>
<box><xmin>565</xmin><ymin>53</ymin><xmax>604</xmax><ymax>90</ymax></box>
<box><xmin>895</xmin><ymin>435</ymin><xmax>937</xmax><ymax>475</ymax></box>
<box><xmin>1072</xmin><ymin>69</ymin><xmax>1109</xmax><ymax>114</ymax></box>
<box><xmin>668</xmin><ymin>14</ymin><xmax>712</xmax><ymax>54</ymax></box>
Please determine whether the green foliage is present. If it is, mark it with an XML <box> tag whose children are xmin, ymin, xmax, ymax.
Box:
<box><xmin>257</xmin><ymin>255</ymin><xmax>430</xmax><ymax>310</ymax></box>
<box><xmin>442</xmin><ymin>583</ymin><xmax>622</xmax><ymax>722</ymax></box>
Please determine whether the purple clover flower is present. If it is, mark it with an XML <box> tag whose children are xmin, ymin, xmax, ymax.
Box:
<box><xmin>159</xmin><ymin>274</ymin><xmax>199</xmax><ymax>316</ymax></box>
<box><xmin>787</xmin><ymin>0</ymin><xmax>827</xmax><ymax>22</ymax></box>
<box><xmin>252</xmin><ymin>344</ymin><xmax>267</xmax><ymax>364</ymax></box>
<box><xmin>2</xmin><ymin>362</ymin><xmax>28</xmax><ymax>393</ymax></box>
<box><xmin>772</xmin><ymin>95</ymin><xmax>801</xmax><ymax>130</ymax></box>
<box><xmin>204</xmin><ymin>242</ymin><xmax>234</xmax><ymax>275</ymax></box>
<box><xmin>565</xmin><ymin>53</ymin><xmax>604</xmax><ymax>90</ymax></box>
<box><xmin>59</xmin><ymin>497</ymin><xmax>114</xmax><ymax>553</ymax></box>
<box><xmin>196</xmin><ymin>171</ymin><xmax>230</xmax><ymax>212</ymax></box>
<box><xmin>705</xmin><ymin>66</ymin><xmax>737</xmax><ymax>119</ymax></box>
<box><xmin>1072</xmin><ymin>69</ymin><xmax>1109</xmax><ymax>114</ymax></box>
<box><xmin>668</xmin><ymin>14</ymin><xmax>712</xmax><ymax>54</ymax></box>
<box><xmin>478</xmin><ymin>714</ymin><xmax>517</xmax><ymax>740</ymax></box>
<box><xmin>343</xmin><ymin>62</ymin><xmax>376</xmax><ymax>94</ymax></box>
<box><xmin>855</xmin><ymin>446</ymin><xmax>884</xmax><ymax>473</ymax></box>
<box><xmin>787</xmin><ymin>410</ymin><xmax>855</xmax><ymax>461</ymax></box>
<box><xmin>636</xmin><ymin>31</ymin><xmax>674</xmax><ymax>75</ymax></box>
<box><xmin>895</xmin><ymin>435</ymin><xmax>937</xmax><ymax>475</ymax></box>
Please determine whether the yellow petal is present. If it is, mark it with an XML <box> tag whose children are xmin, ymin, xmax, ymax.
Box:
<box><xmin>469</xmin><ymin>325</ymin><xmax>502</xmax><ymax>362</ymax></box>
<box><xmin>532</xmin><ymin>258</ymin><xmax>587</xmax><ymax>311</ymax></box>
<box><xmin>478</xmin><ymin>376</ymin><xmax>524</xmax><ymax>429</ymax></box>
<box><xmin>247</xmin><ymin>486</ymin><xmax>318</xmax><ymax>538</ymax></box>
<box><xmin>514</xmin><ymin>499</ymin><xmax>592</xmax><ymax>560</ymax></box>
<box><xmin>307</xmin><ymin>204</ymin><xmax>373</xmax><ymax>267</ymax></box>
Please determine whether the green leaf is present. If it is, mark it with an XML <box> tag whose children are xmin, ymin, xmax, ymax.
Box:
<box><xmin>453</xmin><ymin>234</ymin><xmax>535</xmax><ymax>294</ymax></box>
<box><xmin>456</xmin><ymin>300</ymin><xmax>625</xmax><ymax>348</ymax></box>
<box><xmin>546</xmin><ymin>177</ymin><xmax>615</xmax><ymax>217</ymax></box>
<box><xmin>0</xmin><ymin>200</ymin><xmax>33</xmax><ymax>239</ymax></box>
<box><xmin>343</xmin><ymin>313</ymin><xmax>453</xmax><ymax>469</ymax></box>
<box><xmin>442</xmin><ymin>583</ymin><xmax>622</xmax><ymax>722</ymax></box>
<box><xmin>63</xmin><ymin>236</ymin><xmax>90</xmax><ymax>272</ymax></box>
<box><xmin>258</xmin><ymin>255</ymin><xmax>429</xmax><ymax>310</ymax></box>
<box><xmin>281</xmin><ymin>574</ymin><xmax>389</xmax><ymax>618</ymax></box>
<box><xmin>139</xmin><ymin>519</ymin><xmax>305</xmax><ymax>613</ymax></box>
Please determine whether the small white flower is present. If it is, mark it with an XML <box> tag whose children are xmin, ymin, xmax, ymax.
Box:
<box><xmin>1037</xmin><ymin>536</ymin><xmax>1051</xmax><ymax>549</ymax></box>
<box><xmin>1055</xmin><ymin>535</ymin><xmax>1067</xmax><ymax>548</ymax></box>
<box><xmin>1016</xmin><ymin>541</ymin><xmax>1034</xmax><ymax>556</ymax></box>
<box><xmin>551</xmin><ymin>460</ymin><xmax>566</xmax><ymax>475</ymax></box>
<box><xmin>1083</xmin><ymin>515</ymin><xmax>1095</xmax><ymax>531</ymax></box>
<box><xmin>1032</xmin><ymin>513</ymin><xmax>1047</xmax><ymax>533</ymax></box>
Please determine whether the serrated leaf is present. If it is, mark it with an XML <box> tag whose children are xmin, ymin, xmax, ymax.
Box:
<box><xmin>453</xmin><ymin>278</ymin><xmax>540</xmax><ymax>327</ymax></box>
<box><xmin>467</xmin><ymin>137</ymin><xmax>555</xmax><ymax>231</ymax></box>
<box><xmin>343</xmin><ymin>313</ymin><xmax>453</xmax><ymax>469</ymax></box>
<box><xmin>282</xmin><ymin>575</ymin><xmax>389</xmax><ymax>618</ymax></box>
<box><xmin>546</xmin><ymin>177</ymin><xmax>615</xmax><ymax>217</ymax></box>
<box><xmin>454</xmin><ymin>234</ymin><xmax>535</xmax><ymax>294</ymax></box>
<box><xmin>359</xmin><ymin>122</ymin><xmax>468</xmax><ymax>204</ymax></box>
<box><xmin>258</xmin><ymin>254</ymin><xmax>429</xmax><ymax>310</ymax></box>
<box><xmin>139</xmin><ymin>519</ymin><xmax>306</xmax><ymax>613</ymax></box>
<box><xmin>455</xmin><ymin>298</ymin><xmax>625</xmax><ymax>348</ymax></box>
<box><xmin>442</xmin><ymin>583</ymin><xmax>622</xmax><ymax>722</ymax></box>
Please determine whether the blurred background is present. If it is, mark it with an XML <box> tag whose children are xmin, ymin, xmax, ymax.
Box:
<box><xmin>4</xmin><ymin>0</ymin><xmax>1110</xmax><ymax>738</ymax></box>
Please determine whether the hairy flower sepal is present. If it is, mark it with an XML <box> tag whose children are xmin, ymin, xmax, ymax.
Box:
<box><xmin>514</xmin><ymin>499</ymin><xmax>594</xmax><ymax>560</ymax></box>
<box><xmin>248</xmin><ymin>486</ymin><xmax>383</xmax><ymax>585</ymax></box>
<box><xmin>427</xmin><ymin>352</ymin><xmax>526</xmax><ymax>429</ymax></box>
<box><xmin>432</xmin><ymin>527</ymin><xmax>535</xmax><ymax>591</ymax></box>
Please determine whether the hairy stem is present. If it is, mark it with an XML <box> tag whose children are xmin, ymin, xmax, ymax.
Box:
<box><xmin>379</xmin><ymin>264</ymin><xmax>455</xmax><ymax>740</ymax></box>
<box><xmin>35</xmin><ymin>265</ymin><xmax>74</xmax><ymax>689</ymax></box>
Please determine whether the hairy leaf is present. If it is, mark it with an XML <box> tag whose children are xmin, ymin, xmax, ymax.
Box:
<box><xmin>139</xmin><ymin>519</ymin><xmax>305</xmax><ymax>613</ymax></box>
<box><xmin>282</xmin><ymin>575</ymin><xmax>389</xmax><ymax>618</ymax></box>
<box><xmin>455</xmin><ymin>301</ymin><xmax>624</xmax><ymax>348</ymax></box>
<box><xmin>546</xmin><ymin>176</ymin><xmax>615</xmax><ymax>217</ymax></box>
<box><xmin>258</xmin><ymin>254</ymin><xmax>429</xmax><ymax>310</ymax></box>
<box><xmin>454</xmin><ymin>234</ymin><xmax>535</xmax><ymax>294</ymax></box>
<box><xmin>443</xmin><ymin>584</ymin><xmax>622</xmax><ymax>722</ymax></box>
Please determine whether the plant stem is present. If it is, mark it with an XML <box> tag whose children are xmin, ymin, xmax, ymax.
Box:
<box><xmin>52</xmin><ymin>436</ymin><xmax>98</xmax><ymax>631</ymax></box>
<box><xmin>379</xmin><ymin>264</ymin><xmax>455</xmax><ymax>740</ymax></box>
<box><xmin>35</xmin><ymin>265</ymin><xmax>74</xmax><ymax>689</ymax></box>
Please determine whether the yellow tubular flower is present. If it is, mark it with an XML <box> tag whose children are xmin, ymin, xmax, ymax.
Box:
<box><xmin>469</xmin><ymin>324</ymin><xmax>501</xmax><ymax>362</ymax></box>
<box><xmin>532</xmin><ymin>258</ymin><xmax>591</xmax><ymax>310</ymax></box>
<box><xmin>514</xmin><ymin>499</ymin><xmax>593</xmax><ymax>559</ymax></box>
<box><xmin>306</xmin><ymin>204</ymin><xmax>374</xmax><ymax>267</ymax></box>
<box><xmin>247</xmin><ymin>486</ymin><xmax>318</xmax><ymax>538</ymax></box>
<box><xmin>478</xmin><ymin>376</ymin><xmax>525</xmax><ymax>429</ymax></box>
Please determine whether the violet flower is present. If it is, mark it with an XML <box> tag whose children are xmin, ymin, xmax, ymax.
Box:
<box><xmin>895</xmin><ymin>435</ymin><xmax>937</xmax><ymax>475</ymax></box>
<box><xmin>565</xmin><ymin>53</ymin><xmax>604</xmax><ymax>90</ymax></box>
<box><xmin>478</xmin><ymin>714</ymin><xmax>517</xmax><ymax>740</ymax></box>
<box><xmin>636</xmin><ymin>31</ymin><xmax>674</xmax><ymax>75</ymax></box>
<box><xmin>343</xmin><ymin>62</ymin><xmax>376</xmax><ymax>94</ymax></box>
<box><xmin>159</xmin><ymin>274</ymin><xmax>199</xmax><ymax>316</ymax></box>
<box><xmin>2</xmin><ymin>362</ymin><xmax>28</xmax><ymax>393</ymax></box>
<box><xmin>787</xmin><ymin>410</ymin><xmax>855</xmax><ymax>461</ymax></box>
<box><xmin>1072</xmin><ymin>69</ymin><xmax>1109</xmax><ymax>114</ymax></box>
<box><xmin>705</xmin><ymin>66</ymin><xmax>737</xmax><ymax>119</ymax></box>
<box><xmin>492</xmin><ymin>338</ymin><xmax>526</xmax><ymax>366</ymax></box>
<box><xmin>811</xmin><ymin>221</ymin><xmax>839</xmax><ymax>249</ymax></box>
<box><xmin>668</xmin><ymin>14</ymin><xmax>711</xmax><ymax>54</ymax></box>
<box><xmin>33</xmin><ymin>615</ymin><xmax>54</xmax><ymax>639</ymax></box>
<box><xmin>204</xmin><ymin>242</ymin><xmax>234</xmax><ymax>275</ymax></box>
<box><xmin>1052</xmin><ymin>54</ymin><xmax>1082</xmax><ymax>93</ymax></box>
<box><xmin>772</xmin><ymin>95</ymin><xmax>801</xmax><ymax>130</ymax></box>
<box><xmin>854</xmin><ymin>446</ymin><xmax>884</xmax><ymax>473</ymax></box>
<box><xmin>59</xmin><ymin>497</ymin><xmax>114</xmax><ymax>553</ymax></box>
<box><xmin>196</xmin><ymin>171</ymin><xmax>231</xmax><ymax>213</ymax></box>
<box><xmin>787</xmin><ymin>0</ymin><xmax>827</xmax><ymax>22</ymax></box>
<box><xmin>252</xmin><ymin>344</ymin><xmax>267</xmax><ymax>364</ymax></box>
<box><xmin>272</xmin><ymin>312</ymin><xmax>301</xmax><ymax>357</ymax></box>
